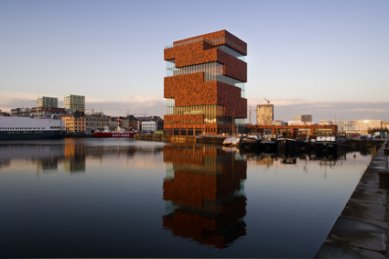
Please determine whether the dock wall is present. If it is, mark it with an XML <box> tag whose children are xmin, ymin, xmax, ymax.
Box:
<box><xmin>316</xmin><ymin>144</ymin><xmax>389</xmax><ymax>258</ymax></box>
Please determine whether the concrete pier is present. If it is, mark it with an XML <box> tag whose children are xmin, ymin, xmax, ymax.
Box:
<box><xmin>316</xmin><ymin>144</ymin><xmax>389</xmax><ymax>258</ymax></box>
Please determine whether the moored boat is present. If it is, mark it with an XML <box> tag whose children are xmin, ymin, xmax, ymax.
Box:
<box><xmin>0</xmin><ymin>115</ymin><xmax>65</xmax><ymax>140</ymax></box>
<box><xmin>223</xmin><ymin>136</ymin><xmax>240</xmax><ymax>146</ymax></box>
<box><xmin>277</xmin><ymin>138</ymin><xmax>298</xmax><ymax>154</ymax></box>
<box><xmin>93</xmin><ymin>125</ymin><xmax>136</xmax><ymax>138</ymax></box>
<box><xmin>240</xmin><ymin>135</ymin><xmax>261</xmax><ymax>151</ymax></box>
<box><xmin>258</xmin><ymin>139</ymin><xmax>278</xmax><ymax>153</ymax></box>
<box><xmin>313</xmin><ymin>136</ymin><xmax>338</xmax><ymax>156</ymax></box>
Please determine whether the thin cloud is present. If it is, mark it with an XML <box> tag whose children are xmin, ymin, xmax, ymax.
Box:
<box><xmin>248</xmin><ymin>97</ymin><xmax>308</xmax><ymax>106</ymax></box>
<box><xmin>0</xmin><ymin>91</ymin><xmax>38</xmax><ymax>102</ymax></box>
<box><xmin>272</xmin><ymin>101</ymin><xmax>389</xmax><ymax>121</ymax></box>
<box><xmin>87</xmin><ymin>96</ymin><xmax>165</xmax><ymax>116</ymax></box>
<box><xmin>347</xmin><ymin>108</ymin><xmax>388</xmax><ymax>113</ymax></box>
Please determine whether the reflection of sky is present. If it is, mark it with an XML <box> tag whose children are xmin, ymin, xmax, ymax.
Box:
<box><xmin>87</xmin><ymin>154</ymin><xmax>163</xmax><ymax>170</ymax></box>
<box><xmin>0</xmin><ymin>140</ymin><xmax>373</xmax><ymax>258</ymax></box>
<box><xmin>242</xmin><ymin>152</ymin><xmax>371</xmax><ymax>257</ymax></box>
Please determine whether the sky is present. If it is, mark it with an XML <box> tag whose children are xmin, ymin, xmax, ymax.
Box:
<box><xmin>0</xmin><ymin>0</ymin><xmax>388</xmax><ymax>122</ymax></box>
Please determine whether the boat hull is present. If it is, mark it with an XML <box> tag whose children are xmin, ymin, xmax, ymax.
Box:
<box><xmin>0</xmin><ymin>130</ymin><xmax>65</xmax><ymax>140</ymax></box>
<box><xmin>93</xmin><ymin>132</ymin><xmax>135</xmax><ymax>138</ymax></box>
<box><xmin>314</xmin><ymin>141</ymin><xmax>338</xmax><ymax>156</ymax></box>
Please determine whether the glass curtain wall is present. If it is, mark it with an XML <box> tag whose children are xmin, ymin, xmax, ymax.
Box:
<box><xmin>166</xmin><ymin>61</ymin><xmax>245</xmax><ymax>96</ymax></box>
<box><xmin>165</xmin><ymin>98</ymin><xmax>175</xmax><ymax>115</ymax></box>
<box><xmin>173</xmin><ymin>105</ymin><xmax>225</xmax><ymax>124</ymax></box>
<box><xmin>218</xmin><ymin>45</ymin><xmax>245</xmax><ymax>61</ymax></box>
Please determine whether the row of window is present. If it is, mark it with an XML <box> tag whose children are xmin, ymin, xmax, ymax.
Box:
<box><xmin>169</xmin><ymin>62</ymin><xmax>223</xmax><ymax>80</ymax></box>
<box><xmin>164</xmin><ymin>117</ymin><xmax>233</xmax><ymax>126</ymax></box>
<box><xmin>0</xmin><ymin>127</ymin><xmax>45</xmax><ymax>130</ymax></box>
<box><xmin>167</xmin><ymin>127</ymin><xmax>233</xmax><ymax>135</ymax></box>
<box><xmin>166</xmin><ymin>104</ymin><xmax>225</xmax><ymax>119</ymax></box>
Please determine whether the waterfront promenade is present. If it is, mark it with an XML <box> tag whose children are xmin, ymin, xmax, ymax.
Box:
<box><xmin>316</xmin><ymin>143</ymin><xmax>389</xmax><ymax>258</ymax></box>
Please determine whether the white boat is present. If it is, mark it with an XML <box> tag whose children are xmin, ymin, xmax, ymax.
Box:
<box><xmin>0</xmin><ymin>116</ymin><xmax>65</xmax><ymax>140</ymax></box>
<box><xmin>223</xmin><ymin>137</ymin><xmax>240</xmax><ymax>146</ymax></box>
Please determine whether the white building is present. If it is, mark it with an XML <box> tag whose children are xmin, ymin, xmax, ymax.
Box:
<box><xmin>141</xmin><ymin>121</ymin><xmax>158</xmax><ymax>133</ymax></box>
<box><xmin>336</xmin><ymin>120</ymin><xmax>383</xmax><ymax>135</ymax></box>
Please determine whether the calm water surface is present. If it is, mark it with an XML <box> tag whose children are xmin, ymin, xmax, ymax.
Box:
<box><xmin>0</xmin><ymin>138</ymin><xmax>373</xmax><ymax>258</ymax></box>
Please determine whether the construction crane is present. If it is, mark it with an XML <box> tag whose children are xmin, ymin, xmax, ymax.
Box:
<box><xmin>264</xmin><ymin>98</ymin><xmax>270</xmax><ymax>104</ymax></box>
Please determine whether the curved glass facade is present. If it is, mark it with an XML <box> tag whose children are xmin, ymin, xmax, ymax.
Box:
<box><xmin>166</xmin><ymin>61</ymin><xmax>245</xmax><ymax>96</ymax></box>
<box><xmin>165</xmin><ymin>98</ymin><xmax>175</xmax><ymax>115</ymax></box>
<box><xmin>173</xmin><ymin>105</ymin><xmax>225</xmax><ymax>124</ymax></box>
<box><xmin>218</xmin><ymin>45</ymin><xmax>245</xmax><ymax>61</ymax></box>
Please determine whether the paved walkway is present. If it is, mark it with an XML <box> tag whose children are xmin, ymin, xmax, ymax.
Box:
<box><xmin>316</xmin><ymin>145</ymin><xmax>389</xmax><ymax>258</ymax></box>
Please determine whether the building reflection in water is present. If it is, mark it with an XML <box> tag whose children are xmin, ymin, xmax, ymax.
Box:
<box><xmin>0</xmin><ymin>142</ymin><xmax>64</xmax><ymax>174</ymax></box>
<box><xmin>162</xmin><ymin>144</ymin><xmax>247</xmax><ymax>249</ymax></box>
<box><xmin>37</xmin><ymin>158</ymin><xmax>59</xmax><ymax>171</ymax></box>
<box><xmin>246</xmin><ymin>153</ymin><xmax>277</xmax><ymax>167</ymax></box>
<box><xmin>64</xmin><ymin>138</ymin><xmax>86</xmax><ymax>173</ymax></box>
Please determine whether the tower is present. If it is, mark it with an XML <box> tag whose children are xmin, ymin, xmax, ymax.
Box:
<box><xmin>64</xmin><ymin>95</ymin><xmax>85</xmax><ymax>113</ymax></box>
<box><xmin>164</xmin><ymin>30</ymin><xmax>247</xmax><ymax>135</ymax></box>
<box><xmin>37</xmin><ymin>96</ymin><xmax>58</xmax><ymax>108</ymax></box>
<box><xmin>256</xmin><ymin>104</ymin><xmax>274</xmax><ymax>126</ymax></box>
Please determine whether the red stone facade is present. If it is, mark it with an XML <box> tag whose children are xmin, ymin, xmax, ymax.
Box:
<box><xmin>164</xmin><ymin>30</ymin><xmax>247</xmax><ymax>135</ymax></box>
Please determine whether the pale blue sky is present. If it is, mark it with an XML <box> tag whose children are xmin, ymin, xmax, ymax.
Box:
<box><xmin>0</xmin><ymin>0</ymin><xmax>388</xmax><ymax>120</ymax></box>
